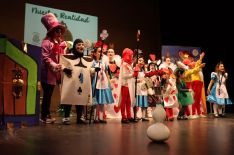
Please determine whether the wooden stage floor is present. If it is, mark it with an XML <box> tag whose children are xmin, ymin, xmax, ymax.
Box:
<box><xmin>1</xmin><ymin>114</ymin><xmax>234</xmax><ymax>155</ymax></box>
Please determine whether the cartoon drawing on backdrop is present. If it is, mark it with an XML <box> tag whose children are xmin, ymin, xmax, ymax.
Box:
<box><xmin>161</xmin><ymin>45</ymin><xmax>201</xmax><ymax>64</ymax></box>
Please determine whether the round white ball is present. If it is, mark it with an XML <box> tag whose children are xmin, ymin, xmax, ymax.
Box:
<box><xmin>147</xmin><ymin>123</ymin><xmax>170</xmax><ymax>142</ymax></box>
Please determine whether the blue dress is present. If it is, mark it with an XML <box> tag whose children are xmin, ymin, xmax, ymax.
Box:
<box><xmin>135</xmin><ymin>70</ymin><xmax>148</xmax><ymax>108</ymax></box>
<box><xmin>207</xmin><ymin>72</ymin><xmax>232</xmax><ymax>105</ymax></box>
<box><xmin>92</xmin><ymin>60</ymin><xmax>114</xmax><ymax>105</ymax></box>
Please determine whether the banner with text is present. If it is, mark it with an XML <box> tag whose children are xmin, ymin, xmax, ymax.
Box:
<box><xmin>24</xmin><ymin>3</ymin><xmax>98</xmax><ymax>46</ymax></box>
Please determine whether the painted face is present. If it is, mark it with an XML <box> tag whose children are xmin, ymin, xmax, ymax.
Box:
<box><xmin>75</xmin><ymin>42</ymin><xmax>85</xmax><ymax>54</ymax></box>
<box><xmin>125</xmin><ymin>55</ymin><xmax>133</xmax><ymax>64</ymax></box>
<box><xmin>123</xmin><ymin>54</ymin><xmax>132</xmax><ymax>64</ymax></box>
<box><xmin>188</xmin><ymin>61</ymin><xmax>196</xmax><ymax>69</ymax></box>
<box><xmin>122</xmin><ymin>48</ymin><xmax>133</xmax><ymax>65</ymax></box>
<box><xmin>107</xmin><ymin>49</ymin><xmax>115</xmax><ymax>60</ymax></box>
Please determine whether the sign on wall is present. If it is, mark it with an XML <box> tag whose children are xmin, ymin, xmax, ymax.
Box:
<box><xmin>24</xmin><ymin>3</ymin><xmax>98</xmax><ymax>46</ymax></box>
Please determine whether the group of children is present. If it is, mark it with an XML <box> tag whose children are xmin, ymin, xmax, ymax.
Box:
<box><xmin>40</xmin><ymin>13</ymin><xmax>233</xmax><ymax>125</ymax></box>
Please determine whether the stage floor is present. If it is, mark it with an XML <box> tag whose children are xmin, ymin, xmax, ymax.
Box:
<box><xmin>1</xmin><ymin>114</ymin><xmax>234</xmax><ymax>155</ymax></box>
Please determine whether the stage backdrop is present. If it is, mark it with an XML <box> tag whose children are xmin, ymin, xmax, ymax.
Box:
<box><xmin>161</xmin><ymin>45</ymin><xmax>202</xmax><ymax>63</ymax></box>
<box><xmin>24</xmin><ymin>3</ymin><xmax>98</xmax><ymax>47</ymax></box>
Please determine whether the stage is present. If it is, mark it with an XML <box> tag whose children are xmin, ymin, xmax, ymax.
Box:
<box><xmin>1</xmin><ymin>114</ymin><xmax>234</xmax><ymax>155</ymax></box>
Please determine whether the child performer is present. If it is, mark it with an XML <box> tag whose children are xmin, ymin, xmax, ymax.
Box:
<box><xmin>91</xmin><ymin>47</ymin><xmax>114</xmax><ymax>123</ymax></box>
<box><xmin>105</xmin><ymin>48</ymin><xmax>121</xmax><ymax>118</ymax></box>
<box><xmin>135</xmin><ymin>56</ymin><xmax>149</xmax><ymax>121</ymax></box>
<box><xmin>207</xmin><ymin>61</ymin><xmax>233</xmax><ymax>117</ymax></box>
<box><xmin>60</xmin><ymin>39</ymin><xmax>93</xmax><ymax>125</ymax></box>
<box><xmin>161</xmin><ymin>68</ymin><xmax>178</xmax><ymax>121</ymax></box>
<box><xmin>116</xmin><ymin>48</ymin><xmax>138</xmax><ymax>123</ymax></box>
<box><xmin>174</xmin><ymin>68</ymin><xmax>194</xmax><ymax>120</ymax></box>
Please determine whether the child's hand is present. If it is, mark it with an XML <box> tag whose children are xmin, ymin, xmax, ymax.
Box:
<box><xmin>54</xmin><ymin>64</ymin><xmax>62</xmax><ymax>72</ymax></box>
<box><xmin>63</xmin><ymin>68</ymin><xmax>72</xmax><ymax>78</ymax></box>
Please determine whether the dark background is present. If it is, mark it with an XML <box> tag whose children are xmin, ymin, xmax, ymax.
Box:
<box><xmin>0</xmin><ymin>0</ymin><xmax>233</xmax><ymax>112</ymax></box>
<box><xmin>159</xmin><ymin>1</ymin><xmax>233</xmax><ymax>112</ymax></box>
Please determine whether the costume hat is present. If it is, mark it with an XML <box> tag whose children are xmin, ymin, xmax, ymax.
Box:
<box><xmin>41</xmin><ymin>13</ymin><xmax>65</xmax><ymax>35</ymax></box>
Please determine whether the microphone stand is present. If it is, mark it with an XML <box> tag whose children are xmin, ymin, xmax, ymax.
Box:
<box><xmin>133</xmin><ymin>30</ymin><xmax>140</xmax><ymax>121</ymax></box>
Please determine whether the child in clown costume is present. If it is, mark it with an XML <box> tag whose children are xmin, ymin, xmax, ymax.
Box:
<box><xmin>189</xmin><ymin>53</ymin><xmax>207</xmax><ymax>118</ymax></box>
<box><xmin>207</xmin><ymin>61</ymin><xmax>232</xmax><ymax>117</ymax></box>
<box><xmin>91</xmin><ymin>47</ymin><xmax>114</xmax><ymax>123</ymax></box>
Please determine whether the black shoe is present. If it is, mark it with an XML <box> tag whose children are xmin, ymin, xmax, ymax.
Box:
<box><xmin>177</xmin><ymin>116</ymin><xmax>182</xmax><ymax>120</ymax></box>
<box><xmin>219</xmin><ymin>114</ymin><xmax>226</xmax><ymax>118</ymax></box>
<box><xmin>121</xmin><ymin>119</ymin><xmax>130</xmax><ymax>124</ymax></box>
<box><xmin>128</xmin><ymin>118</ymin><xmax>139</xmax><ymax>123</ymax></box>
<box><xmin>142</xmin><ymin>118</ymin><xmax>149</xmax><ymax>121</ymax></box>
<box><xmin>168</xmin><ymin>117</ymin><xmax>174</xmax><ymax>121</ymax></box>
<box><xmin>136</xmin><ymin>117</ymin><xmax>141</xmax><ymax>121</ymax></box>
<box><xmin>181</xmin><ymin>115</ymin><xmax>188</xmax><ymax>120</ymax></box>
<box><xmin>77</xmin><ymin>119</ymin><xmax>88</xmax><ymax>124</ymax></box>
<box><xmin>99</xmin><ymin>120</ymin><xmax>107</xmax><ymax>124</ymax></box>
<box><xmin>40</xmin><ymin>116</ymin><xmax>55</xmax><ymax>124</ymax></box>
<box><xmin>93</xmin><ymin>120</ymin><xmax>100</xmax><ymax>124</ymax></box>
